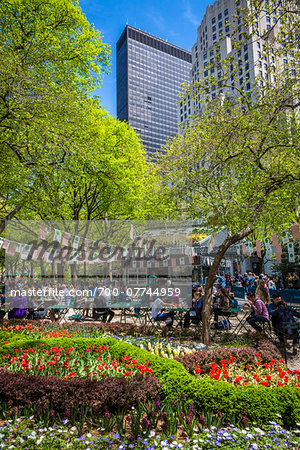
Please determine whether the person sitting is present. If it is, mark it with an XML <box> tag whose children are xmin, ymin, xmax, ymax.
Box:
<box><xmin>271</xmin><ymin>300</ymin><xmax>300</xmax><ymax>355</ymax></box>
<box><xmin>246</xmin><ymin>292</ymin><xmax>269</xmax><ymax>332</ymax></box>
<box><xmin>27</xmin><ymin>296</ymin><xmax>49</xmax><ymax>320</ymax></box>
<box><xmin>268</xmin><ymin>292</ymin><xmax>282</xmax><ymax>316</ymax></box>
<box><xmin>183</xmin><ymin>290</ymin><xmax>203</xmax><ymax>328</ymax></box>
<box><xmin>151</xmin><ymin>295</ymin><xmax>174</xmax><ymax>329</ymax></box>
<box><xmin>7</xmin><ymin>295</ymin><xmax>27</xmax><ymax>320</ymax></box>
<box><xmin>92</xmin><ymin>294</ymin><xmax>114</xmax><ymax>323</ymax></box>
<box><xmin>212</xmin><ymin>288</ymin><xmax>232</xmax><ymax>325</ymax></box>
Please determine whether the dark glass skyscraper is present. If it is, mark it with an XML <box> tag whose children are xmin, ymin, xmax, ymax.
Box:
<box><xmin>117</xmin><ymin>25</ymin><xmax>192</xmax><ymax>158</ymax></box>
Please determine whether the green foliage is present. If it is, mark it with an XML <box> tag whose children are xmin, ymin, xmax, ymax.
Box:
<box><xmin>0</xmin><ymin>0</ymin><xmax>111</xmax><ymax>226</ymax></box>
<box><xmin>1</xmin><ymin>332</ymin><xmax>300</xmax><ymax>427</ymax></box>
<box><xmin>185</xmin><ymin>377</ymin><xmax>300</xmax><ymax>427</ymax></box>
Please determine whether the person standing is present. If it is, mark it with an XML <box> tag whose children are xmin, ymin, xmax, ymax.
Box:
<box><xmin>255</xmin><ymin>279</ymin><xmax>270</xmax><ymax>304</ymax></box>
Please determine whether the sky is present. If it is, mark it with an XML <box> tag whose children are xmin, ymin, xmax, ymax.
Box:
<box><xmin>79</xmin><ymin>0</ymin><xmax>213</xmax><ymax>117</ymax></box>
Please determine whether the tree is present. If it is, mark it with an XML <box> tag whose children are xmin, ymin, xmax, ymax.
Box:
<box><xmin>25</xmin><ymin>99</ymin><xmax>156</xmax><ymax>222</ymax></box>
<box><xmin>159</xmin><ymin>0</ymin><xmax>300</xmax><ymax>345</ymax></box>
<box><xmin>159</xmin><ymin>80</ymin><xmax>300</xmax><ymax>345</ymax></box>
<box><xmin>0</xmin><ymin>0</ymin><xmax>111</xmax><ymax>231</ymax></box>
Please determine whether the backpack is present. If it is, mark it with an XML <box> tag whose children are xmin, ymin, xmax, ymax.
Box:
<box><xmin>216</xmin><ymin>319</ymin><xmax>232</xmax><ymax>330</ymax></box>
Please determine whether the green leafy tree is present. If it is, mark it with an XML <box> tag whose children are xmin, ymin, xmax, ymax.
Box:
<box><xmin>0</xmin><ymin>0</ymin><xmax>111</xmax><ymax>231</ymax></box>
<box><xmin>159</xmin><ymin>0</ymin><xmax>300</xmax><ymax>345</ymax></box>
<box><xmin>159</xmin><ymin>81</ymin><xmax>300</xmax><ymax>345</ymax></box>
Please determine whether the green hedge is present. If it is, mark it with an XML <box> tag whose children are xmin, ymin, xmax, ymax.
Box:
<box><xmin>1</xmin><ymin>334</ymin><xmax>299</xmax><ymax>427</ymax></box>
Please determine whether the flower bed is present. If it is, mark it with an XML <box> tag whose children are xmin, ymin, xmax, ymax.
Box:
<box><xmin>0</xmin><ymin>417</ymin><xmax>299</xmax><ymax>449</ymax></box>
<box><xmin>194</xmin><ymin>356</ymin><xmax>300</xmax><ymax>388</ymax></box>
<box><xmin>1</xmin><ymin>343</ymin><xmax>153</xmax><ymax>380</ymax></box>
<box><xmin>1</xmin><ymin>329</ymin><xmax>300</xmax><ymax>428</ymax></box>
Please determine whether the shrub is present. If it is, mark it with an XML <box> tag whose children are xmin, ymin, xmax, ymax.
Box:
<box><xmin>176</xmin><ymin>345</ymin><xmax>280</xmax><ymax>375</ymax></box>
<box><xmin>0</xmin><ymin>367</ymin><xmax>160</xmax><ymax>419</ymax></box>
<box><xmin>185</xmin><ymin>377</ymin><xmax>300</xmax><ymax>427</ymax></box>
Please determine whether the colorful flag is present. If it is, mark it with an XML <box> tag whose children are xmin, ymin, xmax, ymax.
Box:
<box><xmin>287</xmin><ymin>242</ymin><xmax>294</xmax><ymax>254</ymax></box>
<box><xmin>242</xmin><ymin>243</ymin><xmax>247</xmax><ymax>256</ymax></box>
<box><xmin>246</xmin><ymin>242</ymin><xmax>253</xmax><ymax>256</ymax></box>
<box><xmin>6</xmin><ymin>241</ymin><xmax>17</xmax><ymax>256</ymax></box>
<box><xmin>20</xmin><ymin>244</ymin><xmax>32</xmax><ymax>260</ymax></box>
<box><xmin>39</xmin><ymin>225</ymin><xmax>48</xmax><ymax>240</ymax></box>
<box><xmin>255</xmin><ymin>240</ymin><xmax>262</xmax><ymax>258</ymax></box>
<box><xmin>130</xmin><ymin>224</ymin><xmax>134</xmax><ymax>240</ymax></box>
<box><xmin>15</xmin><ymin>243</ymin><xmax>23</xmax><ymax>253</ymax></box>
<box><xmin>272</xmin><ymin>234</ymin><xmax>279</xmax><ymax>247</ymax></box>
<box><xmin>281</xmin><ymin>231</ymin><xmax>290</xmax><ymax>244</ymax></box>
<box><xmin>288</xmin><ymin>252</ymin><xmax>295</xmax><ymax>263</ymax></box>
<box><xmin>62</xmin><ymin>233</ymin><xmax>71</xmax><ymax>246</ymax></box>
<box><xmin>276</xmin><ymin>244</ymin><xmax>282</xmax><ymax>262</ymax></box>
<box><xmin>291</xmin><ymin>224</ymin><xmax>300</xmax><ymax>240</ymax></box>
<box><xmin>53</xmin><ymin>229</ymin><xmax>62</xmax><ymax>243</ymax></box>
<box><xmin>73</xmin><ymin>236</ymin><xmax>80</xmax><ymax>249</ymax></box>
<box><xmin>2</xmin><ymin>239</ymin><xmax>9</xmax><ymax>249</ymax></box>
<box><xmin>236</xmin><ymin>245</ymin><xmax>241</xmax><ymax>255</ymax></box>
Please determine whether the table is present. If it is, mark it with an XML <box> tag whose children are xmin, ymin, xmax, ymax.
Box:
<box><xmin>231</xmin><ymin>309</ymin><xmax>251</xmax><ymax>335</ymax></box>
<box><xmin>50</xmin><ymin>305</ymin><xmax>69</xmax><ymax>323</ymax></box>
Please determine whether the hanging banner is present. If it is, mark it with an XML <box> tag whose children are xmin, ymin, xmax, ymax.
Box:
<box><xmin>20</xmin><ymin>244</ymin><xmax>32</xmax><ymax>260</ymax></box>
<box><xmin>264</xmin><ymin>237</ymin><xmax>271</xmax><ymax>247</ymax></box>
<box><xmin>68</xmin><ymin>250</ymin><xmax>78</xmax><ymax>264</ymax></box>
<box><xmin>0</xmin><ymin>237</ymin><xmax>3</xmax><ymax>249</ymax></box>
<box><xmin>272</xmin><ymin>234</ymin><xmax>279</xmax><ymax>247</ymax></box>
<box><xmin>281</xmin><ymin>231</ymin><xmax>290</xmax><ymax>244</ymax></box>
<box><xmin>246</xmin><ymin>242</ymin><xmax>253</xmax><ymax>256</ymax></box>
<box><xmin>276</xmin><ymin>244</ymin><xmax>282</xmax><ymax>262</ymax></box>
<box><xmin>16</xmin><ymin>243</ymin><xmax>23</xmax><ymax>253</ymax></box>
<box><xmin>291</xmin><ymin>224</ymin><xmax>300</xmax><ymax>240</ymax></box>
<box><xmin>2</xmin><ymin>239</ymin><xmax>9</xmax><ymax>250</ymax></box>
<box><xmin>39</xmin><ymin>225</ymin><xmax>48</xmax><ymax>240</ymax></box>
<box><xmin>255</xmin><ymin>240</ymin><xmax>262</xmax><ymax>258</ymax></box>
<box><xmin>130</xmin><ymin>224</ymin><xmax>134</xmax><ymax>240</ymax></box>
<box><xmin>6</xmin><ymin>241</ymin><xmax>17</xmax><ymax>257</ymax></box>
<box><xmin>287</xmin><ymin>242</ymin><xmax>294</xmax><ymax>254</ymax></box>
<box><xmin>288</xmin><ymin>252</ymin><xmax>295</xmax><ymax>263</ymax></box>
<box><xmin>53</xmin><ymin>229</ymin><xmax>62</xmax><ymax>243</ymax></box>
<box><xmin>73</xmin><ymin>236</ymin><xmax>80</xmax><ymax>249</ymax></box>
<box><xmin>32</xmin><ymin>247</ymin><xmax>43</xmax><ymax>262</ymax></box>
<box><xmin>265</xmin><ymin>247</ymin><xmax>274</xmax><ymax>260</ymax></box>
<box><xmin>236</xmin><ymin>244</ymin><xmax>241</xmax><ymax>255</ymax></box>
<box><xmin>242</xmin><ymin>243</ymin><xmax>247</xmax><ymax>256</ymax></box>
<box><xmin>62</xmin><ymin>233</ymin><xmax>71</xmax><ymax>247</ymax></box>
<box><xmin>47</xmin><ymin>248</ymin><xmax>57</xmax><ymax>263</ymax></box>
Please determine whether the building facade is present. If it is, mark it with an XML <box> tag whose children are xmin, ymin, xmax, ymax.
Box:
<box><xmin>179</xmin><ymin>0</ymin><xmax>288</xmax><ymax>124</ymax></box>
<box><xmin>117</xmin><ymin>25</ymin><xmax>192</xmax><ymax>159</ymax></box>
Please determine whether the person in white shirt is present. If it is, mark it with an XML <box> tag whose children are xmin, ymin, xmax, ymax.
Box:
<box><xmin>151</xmin><ymin>295</ymin><xmax>174</xmax><ymax>328</ymax></box>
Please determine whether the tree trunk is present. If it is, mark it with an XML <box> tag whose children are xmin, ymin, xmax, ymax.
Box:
<box><xmin>201</xmin><ymin>227</ymin><xmax>252</xmax><ymax>346</ymax></box>
<box><xmin>0</xmin><ymin>203</ymin><xmax>25</xmax><ymax>234</ymax></box>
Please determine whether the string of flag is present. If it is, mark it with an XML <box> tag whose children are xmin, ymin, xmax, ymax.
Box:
<box><xmin>235</xmin><ymin>225</ymin><xmax>300</xmax><ymax>262</ymax></box>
